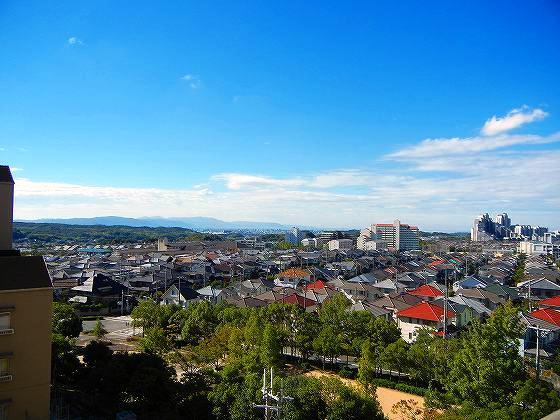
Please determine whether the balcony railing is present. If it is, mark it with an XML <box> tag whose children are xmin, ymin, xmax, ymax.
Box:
<box><xmin>0</xmin><ymin>329</ymin><xmax>13</xmax><ymax>336</ymax></box>
<box><xmin>0</xmin><ymin>375</ymin><xmax>12</xmax><ymax>382</ymax></box>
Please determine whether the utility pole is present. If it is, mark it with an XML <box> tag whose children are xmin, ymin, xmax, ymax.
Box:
<box><xmin>526</xmin><ymin>324</ymin><xmax>547</xmax><ymax>381</ymax></box>
<box><xmin>443</xmin><ymin>271</ymin><xmax>448</xmax><ymax>339</ymax></box>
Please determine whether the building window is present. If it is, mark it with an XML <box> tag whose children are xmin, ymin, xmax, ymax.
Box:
<box><xmin>171</xmin><ymin>289</ymin><xmax>177</xmax><ymax>297</ymax></box>
<box><xmin>0</xmin><ymin>314</ymin><xmax>10</xmax><ymax>331</ymax></box>
<box><xmin>0</xmin><ymin>359</ymin><xmax>9</xmax><ymax>377</ymax></box>
<box><xmin>408</xmin><ymin>332</ymin><xmax>412</xmax><ymax>340</ymax></box>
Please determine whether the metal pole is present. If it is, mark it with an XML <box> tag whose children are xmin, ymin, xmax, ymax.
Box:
<box><xmin>535</xmin><ymin>325</ymin><xmax>540</xmax><ymax>382</ymax></box>
<box><xmin>443</xmin><ymin>271</ymin><xmax>448</xmax><ymax>339</ymax></box>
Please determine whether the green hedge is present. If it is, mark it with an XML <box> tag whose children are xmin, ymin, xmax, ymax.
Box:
<box><xmin>371</xmin><ymin>378</ymin><xmax>429</xmax><ymax>397</ymax></box>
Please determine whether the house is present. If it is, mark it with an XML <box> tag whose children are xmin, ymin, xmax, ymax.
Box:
<box><xmin>517</xmin><ymin>278</ymin><xmax>560</xmax><ymax>300</ymax></box>
<box><xmin>161</xmin><ymin>283</ymin><xmax>200</xmax><ymax>308</ymax></box>
<box><xmin>371</xmin><ymin>293</ymin><xmax>423</xmax><ymax>319</ymax></box>
<box><xmin>349</xmin><ymin>300</ymin><xmax>392</xmax><ymax>320</ymax></box>
<box><xmin>224</xmin><ymin>296</ymin><xmax>267</xmax><ymax>309</ymax></box>
<box><xmin>452</xmin><ymin>276</ymin><xmax>487</xmax><ymax>292</ymax></box>
<box><xmin>448</xmin><ymin>295</ymin><xmax>492</xmax><ymax>319</ymax></box>
<box><xmin>275</xmin><ymin>268</ymin><xmax>313</xmax><ymax>289</ymax></box>
<box><xmin>372</xmin><ymin>279</ymin><xmax>408</xmax><ymax>295</ymax></box>
<box><xmin>519</xmin><ymin>311</ymin><xmax>560</xmax><ymax>359</ymax></box>
<box><xmin>196</xmin><ymin>285</ymin><xmax>223</xmax><ymax>304</ymax></box>
<box><xmin>347</xmin><ymin>273</ymin><xmax>379</xmax><ymax>284</ymax></box>
<box><xmin>455</xmin><ymin>288</ymin><xmax>505</xmax><ymax>310</ymax></box>
<box><xmin>485</xmin><ymin>283</ymin><xmax>521</xmax><ymax>302</ymax></box>
<box><xmin>70</xmin><ymin>272</ymin><xmax>126</xmax><ymax>297</ymax></box>
<box><xmin>335</xmin><ymin>281</ymin><xmax>383</xmax><ymax>302</ymax></box>
<box><xmin>408</xmin><ymin>284</ymin><xmax>444</xmax><ymax>301</ymax></box>
<box><xmin>539</xmin><ymin>296</ymin><xmax>560</xmax><ymax>310</ymax></box>
<box><xmin>396</xmin><ymin>301</ymin><xmax>455</xmax><ymax>343</ymax></box>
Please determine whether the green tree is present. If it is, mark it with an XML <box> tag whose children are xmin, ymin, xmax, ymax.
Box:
<box><xmin>381</xmin><ymin>338</ymin><xmax>410</xmax><ymax>378</ymax></box>
<box><xmin>131</xmin><ymin>299</ymin><xmax>162</xmax><ymax>331</ymax></box>
<box><xmin>196</xmin><ymin>324</ymin><xmax>233</xmax><ymax>370</ymax></box>
<box><xmin>447</xmin><ymin>303</ymin><xmax>524</xmax><ymax>406</ymax></box>
<box><xmin>91</xmin><ymin>319</ymin><xmax>108</xmax><ymax>340</ymax></box>
<box><xmin>52</xmin><ymin>302</ymin><xmax>83</xmax><ymax>338</ymax></box>
<box><xmin>313</xmin><ymin>325</ymin><xmax>343</xmax><ymax>367</ymax></box>
<box><xmin>51</xmin><ymin>333</ymin><xmax>81</xmax><ymax>384</ymax></box>
<box><xmin>407</xmin><ymin>329</ymin><xmax>436</xmax><ymax>385</ymax></box>
<box><xmin>181</xmin><ymin>300</ymin><xmax>219</xmax><ymax>344</ymax></box>
<box><xmin>140</xmin><ymin>327</ymin><xmax>172</xmax><ymax>355</ymax></box>
<box><xmin>260</xmin><ymin>323</ymin><xmax>282</xmax><ymax>368</ymax></box>
<box><xmin>321</xmin><ymin>377</ymin><xmax>385</xmax><ymax>420</ymax></box>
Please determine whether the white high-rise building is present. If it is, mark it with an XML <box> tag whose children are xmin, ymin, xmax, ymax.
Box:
<box><xmin>360</xmin><ymin>220</ymin><xmax>419</xmax><ymax>251</ymax></box>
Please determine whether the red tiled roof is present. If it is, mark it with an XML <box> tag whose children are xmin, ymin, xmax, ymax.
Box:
<box><xmin>428</xmin><ymin>260</ymin><xmax>445</xmax><ymax>266</ymax></box>
<box><xmin>397</xmin><ymin>301</ymin><xmax>455</xmax><ymax>322</ymax></box>
<box><xmin>409</xmin><ymin>284</ymin><xmax>444</xmax><ymax>298</ymax></box>
<box><xmin>306</xmin><ymin>280</ymin><xmax>333</xmax><ymax>290</ymax></box>
<box><xmin>280</xmin><ymin>293</ymin><xmax>316</xmax><ymax>308</ymax></box>
<box><xmin>530</xmin><ymin>308</ymin><xmax>560</xmax><ymax>327</ymax></box>
<box><xmin>539</xmin><ymin>296</ymin><xmax>560</xmax><ymax>309</ymax></box>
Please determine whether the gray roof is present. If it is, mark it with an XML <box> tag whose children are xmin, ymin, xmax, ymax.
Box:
<box><xmin>0</xmin><ymin>256</ymin><xmax>53</xmax><ymax>290</ymax></box>
<box><xmin>348</xmin><ymin>273</ymin><xmax>378</xmax><ymax>283</ymax></box>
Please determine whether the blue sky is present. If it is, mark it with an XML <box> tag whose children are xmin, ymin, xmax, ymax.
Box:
<box><xmin>1</xmin><ymin>1</ymin><xmax>559</xmax><ymax>230</ymax></box>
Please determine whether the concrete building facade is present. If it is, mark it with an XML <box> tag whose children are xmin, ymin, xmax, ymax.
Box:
<box><xmin>0</xmin><ymin>166</ymin><xmax>53</xmax><ymax>419</ymax></box>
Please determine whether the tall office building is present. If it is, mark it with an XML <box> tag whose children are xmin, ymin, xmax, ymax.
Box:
<box><xmin>285</xmin><ymin>227</ymin><xmax>304</xmax><ymax>245</ymax></box>
<box><xmin>0</xmin><ymin>166</ymin><xmax>53</xmax><ymax>419</ymax></box>
<box><xmin>471</xmin><ymin>213</ymin><xmax>495</xmax><ymax>241</ymax></box>
<box><xmin>369</xmin><ymin>220</ymin><xmax>419</xmax><ymax>251</ymax></box>
<box><xmin>495</xmin><ymin>213</ymin><xmax>511</xmax><ymax>229</ymax></box>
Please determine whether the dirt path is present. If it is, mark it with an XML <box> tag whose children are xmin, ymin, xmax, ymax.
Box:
<box><xmin>306</xmin><ymin>370</ymin><xmax>425</xmax><ymax>420</ymax></box>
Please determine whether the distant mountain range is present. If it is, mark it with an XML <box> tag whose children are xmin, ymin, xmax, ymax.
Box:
<box><xmin>17</xmin><ymin>216</ymin><xmax>315</xmax><ymax>231</ymax></box>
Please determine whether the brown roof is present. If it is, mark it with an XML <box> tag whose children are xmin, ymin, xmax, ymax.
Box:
<box><xmin>0</xmin><ymin>256</ymin><xmax>53</xmax><ymax>291</ymax></box>
<box><xmin>279</xmin><ymin>268</ymin><xmax>310</xmax><ymax>279</ymax></box>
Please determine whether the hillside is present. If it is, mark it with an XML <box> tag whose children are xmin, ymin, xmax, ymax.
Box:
<box><xmin>12</xmin><ymin>222</ymin><xmax>206</xmax><ymax>244</ymax></box>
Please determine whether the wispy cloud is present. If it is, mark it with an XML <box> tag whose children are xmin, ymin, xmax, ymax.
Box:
<box><xmin>68</xmin><ymin>36</ymin><xmax>84</xmax><ymax>46</ymax></box>
<box><xmin>385</xmin><ymin>108</ymin><xmax>557</xmax><ymax>159</ymax></box>
<box><xmin>180</xmin><ymin>74</ymin><xmax>202</xmax><ymax>89</ymax></box>
<box><xmin>386</xmin><ymin>132</ymin><xmax>560</xmax><ymax>159</ymax></box>
<box><xmin>481</xmin><ymin>106</ymin><xmax>548</xmax><ymax>136</ymax></box>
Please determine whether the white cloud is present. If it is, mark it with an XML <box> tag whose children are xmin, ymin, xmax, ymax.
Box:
<box><xmin>481</xmin><ymin>106</ymin><xmax>548</xmax><ymax>136</ymax></box>
<box><xmin>13</xmin><ymin>148</ymin><xmax>560</xmax><ymax>231</ymax></box>
<box><xmin>180</xmin><ymin>74</ymin><xmax>202</xmax><ymax>89</ymax></box>
<box><xmin>386</xmin><ymin>132</ymin><xmax>560</xmax><ymax>159</ymax></box>
<box><xmin>212</xmin><ymin>173</ymin><xmax>305</xmax><ymax>190</ymax></box>
<box><xmin>68</xmin><ymin>37</ymin><xmax>84</xmax><ymax>46</ymax></box>
<box><xmin>11</xmin><ymin>107</ymin><xmax>560</xmax><ymax>231</ymax></box>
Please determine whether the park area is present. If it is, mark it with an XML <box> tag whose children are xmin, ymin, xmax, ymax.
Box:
<box><xmin>307</xmin><ymin>370</ymin><xmax>425</xmax><ymax>420</ymax></box>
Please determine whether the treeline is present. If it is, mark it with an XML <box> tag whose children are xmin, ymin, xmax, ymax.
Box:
<box><xmin>13</xmin><ymin>222</ymin><xmax>224</xmax><ymax>244</ymax></box>
<box><xmin>131</xmin><ymin>297</ymin><xmax>560</xmax><ymax>420</ymax></box>
<box><xmin>51</xmin><ymin>297</ymin><xmax>560</xmax><ymax>419</ymax></box>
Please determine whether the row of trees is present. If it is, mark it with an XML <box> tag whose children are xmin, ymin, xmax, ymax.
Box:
<box><xmin>53</xmin><ymin>293</ymin><xmax>560</xmax><ymax>419</ymax></box>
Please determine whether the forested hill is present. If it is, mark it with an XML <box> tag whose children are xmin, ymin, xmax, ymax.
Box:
<box><xmin>12</xmin><ymin>222</ymin><xmax>213</xmax><ymax>244</ymax></box>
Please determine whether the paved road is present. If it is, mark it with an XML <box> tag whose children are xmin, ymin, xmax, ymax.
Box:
<box><xmin>78</xmin><ymin>315</ymin><xmax>142</xmax><ymax>350</ymax></box>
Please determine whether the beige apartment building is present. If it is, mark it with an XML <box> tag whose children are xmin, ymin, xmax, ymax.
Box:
<box><xmin>0</xmin><ymin>166</ymin><xmax>53</xmax><ymax>419</ymax></box>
